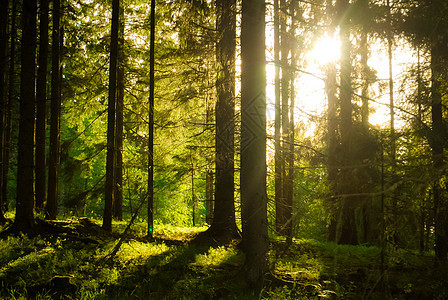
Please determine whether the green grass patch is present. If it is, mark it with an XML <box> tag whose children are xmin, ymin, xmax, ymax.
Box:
<box><xmin>0</xmin><ymin>221</ymin><xmax>447</xmax><ymax>299</ymax></box>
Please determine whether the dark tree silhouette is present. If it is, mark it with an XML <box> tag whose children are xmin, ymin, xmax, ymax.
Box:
<box><xmin>337</xmin><ymin>0</ymin><xmax>358</xmax><ymax>245</ymax></box>
<box><xmin>286</xmin><ymin>0</ymin><xmax>298</xmax><ymax>243</ymax></box>
<box><xmin>273</xmin><ymin>0</ymin><xmax>283</xmax><ymax>239</ymax></box>
<box><xmin>325</xmin><ymin>0</ymin><xmax>339</xmax><ymax>242</ymax></box>
<box><xmin>113</xmin><ymin>5</ymin><xmax>125</xmax><ymax>221</ymax></box>
<box><xmin>46</xmin><ymin>0</ymin><xmax>62</xmax><ymax>219</ymax></box>
<box><xmin>147</xmin><ymin>0</ymin><xmax>156</xmax><ymax>238</ymax></box>
<box><xmin>194</xmin><ymin>0</ymin><xmax>239</xmax><ymax>245</ymax></box>
<box><xmin>35</xmin><ymin>0</ymin><xmax>49</xmax><ymax>210</ymax></box>
<box><xmin>15</xmin><ymin>0</ymin><xmax>37</xmax><ymax>232</ymax></box>
<box><xmin>325</xmin><ymin>0</ymin><xmax>338</xmax><ymax>242</ymax></box>
<box><xmin>3</xmin><ymin>0</ymin><xmax>17</xmax><ymax>213</ymax></box>
<box><xmin>431</xmin><ymin>25</ymin><xmax>447</xmax><ymax>262</ymax></box>
<box><xmin>241</xmin><ymin>0</ymin><xmax>268</xmax><ymax>289</ymax></box>
<box><xmin>103</xmin><ymin>0</ymin><xmax>120</xmax><ymax>231</ymax></box>
<box><xmin>0</xmin><ymin>0</ymin><xmax>8</xmax><ymax>222</ymax></box>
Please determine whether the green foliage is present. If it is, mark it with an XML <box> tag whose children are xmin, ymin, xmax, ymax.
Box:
<box><xmin>4</xmin><ymin>1</ymin><xmax>448</xmax><ymax>298</ymax></box>
<box><xmin>267</xmin><ymin>125</ymin><xmax>329</xmax><ymax>241</ymax></box>
<box><xmin>55</xmin><ymin>0</ymin><xmax>217</xmax><ymax>225</ymax></box>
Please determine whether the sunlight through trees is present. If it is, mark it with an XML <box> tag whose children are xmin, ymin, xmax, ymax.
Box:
<box><xmin>1</xmin><ymin>0</ymin><xmax>448</xmax><ymax>297</ymax></box>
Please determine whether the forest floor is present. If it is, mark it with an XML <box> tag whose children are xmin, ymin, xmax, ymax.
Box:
<box><xmin>0</xmin><ymin>216</ymin><xmax>447</xmax><ymax>299</ymax></box>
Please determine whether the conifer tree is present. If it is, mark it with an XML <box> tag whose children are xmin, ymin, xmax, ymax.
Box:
<box><xmin>194</xmin><ymin>0</ymin><xmax>239</xmax><ymax>244</ymax></box>
<box><xmin>147</xmin><ymin>0</ymin><xmax>155</xmax><ymax>238</ymax></box>
<box><xmin>337</xmin><ymin>0</ymin><xmax>357</xmax><ymax>245</ymax></box>
<box><xmin>4</xmin><ymin>0</ymin><xmax>17</xmax><ymax>213</ymax></box>
<box><xmin>325</xmin><ymin>0</ymin><xmax>339</xmax><ymax>242</ymax></box>
<box><xmin>273</xmin><ymin>0</ymin><xmax>283</xmax><ymax>239</ymax></box>
<box><xmin>103</xmin><ymin>0</ymin><xmax>120</xmax><ymax>231</ymax></box>
<box><xmin>46</xmin><ymin>0</ymin><xmax>63</xmax><ymax>219</ymax></box>
<box><xmin>0</xmin><ymin>0</ymin><xmax>8</xmax><ymax>222</ymax></box>
<box><xmin>113</xmin><ymin>4</ymin><xmax>125</xmax><ymax>221</ymax></box>
<box><xmin>241</xmin><ymin>0</ymin><xmax>268</xmax><ymax>289</ymax></box>
<box><xmin>35</xmin><ymin>0</ymin><xmax>49</xmax><ymax>210</ymax></box>
<box><xmin>15</xmin><ymin>0</ymin><xmax>38</xmax><ymax>232</ymax></box>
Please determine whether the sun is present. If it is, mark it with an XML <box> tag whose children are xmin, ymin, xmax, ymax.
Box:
<box><xmin>310</xmin><ymin>34</ymin><xmax>340</xmax><ymax>65</ymax></box>
<box><xmin>292</xmin><ymin>33</ymin><xmax>341</xmax><ymax>132</ymax></box>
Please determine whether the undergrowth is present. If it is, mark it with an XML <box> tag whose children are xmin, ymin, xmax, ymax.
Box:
<box><xmin>0</xmin><ymin>219</ymin><xmax>447</xmax><ymax>299</ymax></box>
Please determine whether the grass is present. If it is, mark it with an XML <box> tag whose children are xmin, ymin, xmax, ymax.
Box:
<box><xmin>0</xmin><ymin>219</ymin><xmax>447</xmax><ymax>299</ymax></box>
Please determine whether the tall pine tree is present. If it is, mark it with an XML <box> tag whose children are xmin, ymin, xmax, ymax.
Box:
<box><xmin>15</xmin><ymin>0</ymin><xmax>38</xmax><ymax>232</ymax></box>
<box><xmin>103</xmin><ymin>0</ymin><xmax>120</xmax><ymax>231</ymax></box>
<box><xmin>46</xmin><ymin>0</ymin><xmax>62</xmax><ymax>219</ymax></box>
<box><xmin>241</xmin><ymin>0</ymin><xmax>268</xmax><ymax>289</ymax></box>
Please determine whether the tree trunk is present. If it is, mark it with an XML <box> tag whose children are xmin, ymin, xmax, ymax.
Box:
<box><xmin>113</xmin><ymin>5</ymin><xmax>125</xmax><ymax>221</ymax></box>
<box><xmin>0</xmin><ymin>0</ymin><xmax>8</xmax><ymax>222</ymax></box>
<box><xmin>35</xmin><ymin>0</ymin><xmax>49</xmax><ymax>210</ymax></box>
<box><xmin>205</xmin><ymin>89</ymin><xmax>214</xmax><ymax>225</ymax></box>
<box><xmin>359</xmin><ymin>0</ymin><xmax>370</xmax><ymax>127</ymax></box>
<box><xmin>325</xmin><ymin>0</ymin><xmax>338</xmax><ymax>242</ymax></box>
<box><xmin>205</xmin><ymin>0</ymin><xmax>239</xmax><ymax>241</ymax></box>
<box><xmin>3</xmin><ymin>0</ymin><xmax>17</xmax><ymax>213</ymax></box>
<box><xmin>387</xmin><ymin>0</ymin><xmax>395</xmax><ymax>166</ymax></box>
<box><xmin>337</xmin><ymin>0</ymin><xmax>357</xmax><ymax>245</ymax></box>
<box><xmin>273</xmin><ymin>0</ymin><xmax>283</xmax><ymax>238</ymax></box>
<box><xmin>15</xmin><ymin>0</ymin><xmax>37</xmax><ymax>232</ymax></box>
<box><xmin>286</xmin><ymin>0</ymin><xmax>298</xmax><ymax>242</ymax></box>
<box><xmin>280</xmin><ymin>0</ymin><xmax>290</xmax><ymax>238</ymax></box>
<box><xmin>103</xmin><ymin>0</ymin><xmax>120</xmax><ymax>231</ymax></box>
<box><xmin>46</xmin><ymin>0</ymin><xmax>62</xmax><ymax>220</ymax></box>
<box><xmin>386</xmin><ymin>0</ymin><xmax>399</xmax><ymax>244</ymax></box>
<box><xmin>360</xmin><ymin>29</ymin><xmax>369</xmax><ymax>128</ymax></box>
<box><xmin>191</xmin><ymin>155</ymin><xmax>195</xmax><ymax>226</ymax></box>
<box><xmin>193</xmin><ymin>0</ymin><xmax>238</xmax><ymax>244</ymax></box>
<box><xmin>431</xmin><ymin>36</ymin><xmax>447</xmax><ymax>262</ymax></box>
<box><xmin>417</xmin><ymin>47</ymin><xmax>426</xmax><ymax>254</ymax></box>
<box><xmin>277</xmin><ymin>0</ymin><xmax>290</xmax><ymax>238</ymax></box>
<box><xmin>205</xmin><ymin>170</ymin><xmax>213</xmax><ymax>224</ymax></box>
<box><xmin>241</xmin><ymin>0</ymin><xmax>268</xmax><ymax>290</ymax></box>
<box><xmin>147</xmin><ymin>0</ymin><xmax>155</xmax><ymax>238</ymax></box>
<box><xmin>359</xmin><ymin>0</ymin><xmax>371</xmax><ymax>244</ymax></box>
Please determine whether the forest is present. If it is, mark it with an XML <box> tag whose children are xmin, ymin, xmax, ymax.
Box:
<box><xmin>0</xmin><ymin>0</ymin><xmax>448</xmax><ymax>298</ymax></box>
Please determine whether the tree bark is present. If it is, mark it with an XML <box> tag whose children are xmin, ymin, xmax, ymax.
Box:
<box><xmin>360</xmin><ymin>25</ymin><xmax>369</xmax><ymax>128</ymax></box>
<box><xmin>387</xmin><ymin>1</ymin><xmax>399</xmax><ymax>243</ymax></box>
<box><xmin>35</xmin><ymin>0</ymin><xmax>49</xmax><ymax>210</ymax></box>
<box><xmin>209</xmin><ymin>0</ymin><xmax>239</xmax><ymax>240</ymax></box>
<box><xmin>241</xmin><ymin>0</ymin><xmax>268</xmax><ymax>290</ymax></box>
<box><xmin>431</xmin><ymin>36</ymin><xmax>447</xmax><ymax>262</ymax></box>
<box><xmin>205</xmin><ymin>95</ymin><xmax>214</xmax><ymax>225</ymax></box>
<box><xmin>286</xmin><ymin>0</ymin><xmax>298</xmax><ymax>242</ymax></box>
<box><xmin>273</xmin><ymin>0</ymin><xmax>283</xmax><ymax>238</ymax></box>
<box><xmin>359</xmin><ymin>0</ymin><xmax>372</xmax><ymax>244</ymax></box>
<box><xmin>387</xmin><ymin>0</ymin><xmax>395</xmax><ymax>166</ymax></box>
<box><xmin>0</xmin><ymin>0</ymin><xmax>8</xmax><ymax>221</ymax></box>
<box><xmin>277</xmin><ymin>0</ymin><xmax>290</xmax><ymax>237</ymax></box>
<box><xmin>193</xmin><ymin>0</ymin><xmax>238</xmax><ymax>245</ymax></box>
<box><xmin>325</xmin><ymin>0</ymin><xmax>338</xmax><ymax>242</ymax></box>
<box><xmin>113</xmin><ymin>4</ymin><xmax>125</xmax><ymax>221</ymax></box>
<box><xmin>205</xmin><ymin>170</ymin><xmax>214</xmax><ymax>224</ymax></box>
<box><xmin>147</xmin><ymin>0</ymin><xmax>155</xmax><ymax>238</ymax></box>
<box><xmin>103</xmin><ymin>0</ymin><xmax>120</xmax><ymax>231</ymax></box>
<box><xmin>3</xmin><ymin>0</ymin><xmax>17</xmax><ymax>213</ymax></box>
<box><xmin>337</xmin><ymin>0</ymin><xmax>357</xmax><ymax>245</ymax></box>
<box><xmin>46</xmin><ymin>0</ymin><xmax>62</xmax><ymax>220</ymax></box>
<box><xmin>15</xmin><ymin>0</ymin><xmax>37</xmax><ymax>232</ymax></box>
